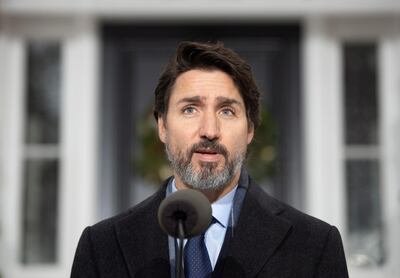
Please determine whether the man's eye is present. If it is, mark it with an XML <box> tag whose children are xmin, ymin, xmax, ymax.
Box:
<box><xmin>220</xmin><ymin>108</ymin><xmax>235</xmax><ymax>116</ymax></box>
<box><xmin>182</xmin><ymin>107</ymin><xmax>196</xmax><ymax>114</ymax></box>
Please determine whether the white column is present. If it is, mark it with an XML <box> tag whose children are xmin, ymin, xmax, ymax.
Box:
<box><xmin>380</xmin><ymin>18</ymin><xmax>400</xmax><ymax>276</ymax></box>
<box><xmin>0</xmin><ymin>29</ymin><xmax>27</xmax><ymax>278</ymax></box>
<box><xmin>60</xmin><ymin>16</ymin><xmax>100</xmax><ymax>273</ymax></box>
<box><xmin>302</xmin><ymin>16</ymin><xmax>345</xmax><ymax>231</ymax></box>
<box><xmin>0</xmin><ymin>23</ymin><xmax>5</xmax><ymax>277</ymax></box>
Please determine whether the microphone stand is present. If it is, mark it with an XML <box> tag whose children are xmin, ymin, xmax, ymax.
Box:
<box><xmin>176</xmin><ymin>218</ymin><xmax>185</xmax><ymax>278</ymax></box>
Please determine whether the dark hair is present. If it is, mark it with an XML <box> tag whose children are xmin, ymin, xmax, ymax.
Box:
<box><xmin>153</xmin><ymin>41</ymin><xmax>261</xmax><ymax>129</ymax></box>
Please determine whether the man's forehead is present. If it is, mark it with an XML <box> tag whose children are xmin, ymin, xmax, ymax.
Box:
<box><xmin>173</xmin><ymin>69</ymin><xmax>237</xmax><ymax>89</ymax></box>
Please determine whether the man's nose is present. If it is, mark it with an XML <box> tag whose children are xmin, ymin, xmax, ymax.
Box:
<box><xmin>199</xmin><ymin>112</ymin><xmax>221</xmax><ymax>141</ymax></box>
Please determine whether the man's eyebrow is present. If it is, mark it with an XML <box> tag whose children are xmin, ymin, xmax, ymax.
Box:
<box><xmin>216</xmin><ymin>96</ymin><xmax>242</xmax><ymax>107</ymax></box>
<box><xmin>176</xmin><ymin>96</ymin><xmax>202</xmax><ymax>105</ymax></box>
<box><xmin>175</xmin><ymin>96</ymin><xmax>243</xmax><ymax>107</ymax></box>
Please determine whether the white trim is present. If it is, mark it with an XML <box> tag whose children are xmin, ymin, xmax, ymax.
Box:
<box><xmin>303</xmin><ymin>16</ymin><xmax>328</xmax><ymax>219</ymax></box>
<box><xmin>1</xmin><ymin>0</ymin><xmax>400</xmax><ymax>18</ymax></box>
<box><xmin>24</xmin><ymin>145</ymin><xmax>60</xmax><ymax>159</ymax></box>
<box><xmin>327</xmin><ymin>16</ymin><xmax>398</xmax><ymax>40</ymax></box>
<box><xmin>0</xmin><ymin>21</ymin><xmax>7</xmax><ymax>276</ymax></box>
<box><xmin>0</xmin><ymin>34</ymin><xmax>26</xmax><ymax>278</ymax></box>
<box><xmin>345</xmin><ymin>146</ymin><xmax>381</xmax><ymax>160</ymax></box>
<box><xmin>379</xmin><ymin>19</ymin><xmax>400</xmax><ymax>276</ymax></box>
<box><xmin>0</xmin><ymin>16</ymin><xmax>75</xmax><ymax>39</ymax></box>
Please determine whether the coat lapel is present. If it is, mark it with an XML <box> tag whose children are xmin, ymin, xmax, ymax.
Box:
<box><xmin>114</xmin><ymin>185</ymin><xmax>171</xmax><ymax>278</ymax></box>
<box><xmin>220</xmin><ymin>180</ymin><xmax>292</xmax><ymax>277</ymax></box>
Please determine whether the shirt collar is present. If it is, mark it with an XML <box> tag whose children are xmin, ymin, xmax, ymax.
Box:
<box><xmin>170</xmin><ymin>178</ymin><xmax>237</xmax><ymax>228</ymax></box>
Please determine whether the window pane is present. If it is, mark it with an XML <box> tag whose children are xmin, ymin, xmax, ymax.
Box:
<box><xmin>346</xmin><ymin>159</ymin><xmax>385</xmax><ymax>267</ymax></box>
<box><xmin>25</xmin><ymin>41</ymin><xmax>61</xmax><ymax>144</ymax></box>
<box><xmin>21</xmin><ymin>159</ymin><xmax>59</xmax><ymax>264</ymax></box>
<box><xmin>344</xmin><ymin>43</ymin><xmax>378</xmax><ymax>145</ymax></box>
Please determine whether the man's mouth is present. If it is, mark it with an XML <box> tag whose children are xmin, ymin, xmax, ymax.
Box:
<box><xmin>193</xmin><ymin>148</ymin><xmax>222</xmax><ymax>162</ymax></box>
<box><xmin>195</xmin><ymin>148</ymin><xmax>219</xmax><ymax>155</ymax></box>
<box><xmin>189</xmin><ymin>141</ymin><xmax>228</xmax><ymax>163</ymax></box>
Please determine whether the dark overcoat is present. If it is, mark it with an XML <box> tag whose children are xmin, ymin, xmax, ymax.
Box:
<box><xmin>71</xmin><ymin>174</ymin><xmax>349</xmax><ymax>278</ymax></box>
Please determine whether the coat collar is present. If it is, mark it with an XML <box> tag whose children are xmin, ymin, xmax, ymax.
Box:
<box><xmin>218</xmin><ymin>176</ymin><xmax>293</xmax><ymax>277</ymax></box>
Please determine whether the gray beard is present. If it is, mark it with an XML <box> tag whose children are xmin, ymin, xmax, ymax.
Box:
<box><xmin>165</xmin><ymin>144</ymin><xmax>245</xmax><ymax>191</ymax></box>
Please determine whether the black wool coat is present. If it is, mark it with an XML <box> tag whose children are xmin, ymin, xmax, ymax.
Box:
<box><xmin>71</xmin><ymin>174</ymin><xmax>349</xmax><ymax>278</ymax></box>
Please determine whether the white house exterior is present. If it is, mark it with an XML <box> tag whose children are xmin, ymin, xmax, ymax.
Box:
<box><xmin>1</xmin><ymin>1</ymin><xmax>400</xmax><ymax>277</ymax></box>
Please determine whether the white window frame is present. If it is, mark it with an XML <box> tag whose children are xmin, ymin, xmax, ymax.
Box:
<box><xmin>0</xmin><ymin>16</ymin><xmax>100</xmax><ymax>278</ymax></box>
<box><xmin>303</xmin><ymin>16</ymin><xmax>400</xmax><ymax>278</ymax></box>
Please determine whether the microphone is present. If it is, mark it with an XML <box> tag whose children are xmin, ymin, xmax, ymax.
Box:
<box><xmin>158</xmin><ymin>189</ymin><xmax>212</xmax><ymax>278</ymax></box>
<box><xmin>158</xmin><ymin>188</ymin><xmax>212</xmax><ymax>238</ymax></box>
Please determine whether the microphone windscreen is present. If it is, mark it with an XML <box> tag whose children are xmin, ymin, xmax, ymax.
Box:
<box><xmin>158</xmin><ymin>189</ymin><xmax>212</xmax><ymax>238</ymax></box>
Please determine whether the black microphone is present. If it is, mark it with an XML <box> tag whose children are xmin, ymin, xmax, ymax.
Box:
<box><xmin>158</xmin><ymin>189</ymin><xmax>212</xmax><ymax>278</ymax></box>
<box><xmin>158</xmin><ymin>188</ymin><xmax>212</xmax><ymax>238</ymax></box>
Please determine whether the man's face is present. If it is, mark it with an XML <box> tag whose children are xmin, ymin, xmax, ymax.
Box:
<box><xmin>158</xmin><ymin>69</ymin><xmax>254</xmax><ymax>191</ymax></box>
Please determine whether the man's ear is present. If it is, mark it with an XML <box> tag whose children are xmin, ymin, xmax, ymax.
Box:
<box><xmin>157</xmin><ymin>116</ymin><xmax>167</xmax><ymax>143</ymax></box>
<box><xmin>247</xmin><ymin>124</ymin><xmax>254</xmax><ymax>145</ymax></box>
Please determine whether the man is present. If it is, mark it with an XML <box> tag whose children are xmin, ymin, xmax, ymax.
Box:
<box><xmin>71</xmin><ymin>41</ymin><xmax>349</xmax><ymax>277</ymax></box>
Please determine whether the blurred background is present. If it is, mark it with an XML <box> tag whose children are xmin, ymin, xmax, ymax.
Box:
<box><xmin>1</xmin><ymin>1</ymin><xmax>400</xmax><ymax>277</ymax></box>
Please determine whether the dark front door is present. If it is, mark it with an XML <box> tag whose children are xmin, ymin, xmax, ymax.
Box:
<box><xmin>100</xmin><ymin>23</ymin><xmax>302</xmax><ymax>217</ymax></box>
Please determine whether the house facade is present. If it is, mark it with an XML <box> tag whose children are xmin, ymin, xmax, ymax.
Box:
<box><xmin>1</xmin><ymin>1</ymin><xmax>400</xmax><ymax>277</ymax></box>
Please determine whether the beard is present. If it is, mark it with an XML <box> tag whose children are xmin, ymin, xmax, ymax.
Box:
<box><xmin>165</xmin><ymin>139</ymin><xmax>246</xmax><ymax>191</ymax></box>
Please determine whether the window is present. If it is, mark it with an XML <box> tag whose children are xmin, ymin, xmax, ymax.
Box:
<box><xmin>21</xmin><ymin>41</ymin><xmax>61</xmax><ymax>264</ymax></box>
<box><xmin>343</xmin><ymin>43</ymin><xmax>385</xmax><ymax>267</ymax></box>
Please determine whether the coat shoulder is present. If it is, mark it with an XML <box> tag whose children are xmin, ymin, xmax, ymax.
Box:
<box><xmin>249</xmin><ymin>178</ymin><xmax>333</xmax><ymax>231</ymax></box>
<box><xmin>71</xmin><ymin>186</ymin><xmax>169</xmax><ymax>278</ymax></box>
<box><xmin>245</xmin><ymin>179</ymin><xmax>348</xmax><ymax>276</ymax></box>
<box><xmin>247</xmin><ymin>179</ymin><xmax>340</xmax><ymax>251</ymax></box>
<box><xmin>88</xmin><ymin>185</ymin><xmax>166</xmax><ymax>236</ymax></box>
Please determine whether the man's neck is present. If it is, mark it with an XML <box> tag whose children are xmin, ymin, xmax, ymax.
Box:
<box><xmin>174</xmin><ymin>171</ymin><xmax>241</xmax><ymax>203</ymax></box>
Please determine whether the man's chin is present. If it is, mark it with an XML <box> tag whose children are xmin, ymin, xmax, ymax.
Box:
<box><xmin>194</xmin><ymin>160</ymin><xmax>224</xmax><ymax>169</ymax></box>
<box><xmin>194</xmin><ymin>164</ymin><xmax>225</xmax><ymax>176</ymax></box>
<box><xmin>186</xmin><ymin>177</ymin><xmax>229</xmax><ymax>192</ymax></box>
